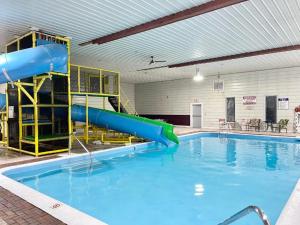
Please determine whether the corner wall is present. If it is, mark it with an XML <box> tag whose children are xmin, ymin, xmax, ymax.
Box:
<box><xmin>135</xmin><ymin>67</ymin><xmax>300</xmax><ymax>131</ymax></box>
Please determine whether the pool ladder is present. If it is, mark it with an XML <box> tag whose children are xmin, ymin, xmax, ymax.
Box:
<box><xmin>218</xmin><ymin>205</ymin><xmax>271</xmax><ymax>225</ymax></box>
<box><xmin>70</xmin><ymin>133</ymin><xmax>93</xmax><ymax>168</ymax></box>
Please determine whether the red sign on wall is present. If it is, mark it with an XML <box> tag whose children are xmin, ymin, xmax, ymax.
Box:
<box><xmin>243</xmin><ymin>96</ymin><xmax>256</xmax><ymax>105</ymax></box>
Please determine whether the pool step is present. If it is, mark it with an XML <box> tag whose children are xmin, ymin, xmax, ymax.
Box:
<box><xmin>62</xmin><ymin>159</ymin><xmax>112</xmax><ymax>174</ymax></box>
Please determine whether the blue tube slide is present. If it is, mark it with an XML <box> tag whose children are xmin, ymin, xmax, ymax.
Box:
<box><xmin>72</xmin><ymin>105</ymin><xmax>171</xmax><ymax>145</ymax></box>
<box><xmin>0</xmin><ymin>44</ymin><xmax>67</xmax><ymax>84</ymax></box>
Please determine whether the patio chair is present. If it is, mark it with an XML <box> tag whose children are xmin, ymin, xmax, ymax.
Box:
<box><xmin>240</xmin><ymin>119</ymin><xmax>249</xmax><ymax>131</ymax></box>
<box><xmin>247</xmin><ymin>119</ymin><xmax>261</xmax><ymax>131</ymax></box>
<box><xmin>273</xmin><ymin>119</ymin><xmax>289</xmax><ymax>133</ymax></box>
<box><xmin>219</xmin><ymin>119</ymin><xmax>228</xmax><ymax>130</ymax></box>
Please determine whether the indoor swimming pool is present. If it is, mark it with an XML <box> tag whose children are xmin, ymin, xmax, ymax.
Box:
<box><xmin>3</xmin><ymin>133</ymin><xmax>300</xmax><ymax>225</ymax></box>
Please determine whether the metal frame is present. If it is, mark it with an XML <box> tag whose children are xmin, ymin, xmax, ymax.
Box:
<box><xmin>70</xmin><ymin>64</ymin><xmax>137</xmax><ymax>144</ymax></box>
<box><xmin>4</xmin><ymin>31</ymin><xmax>71</xmax><ymax>157</ymax></box>
<box><xmin>0</xmin><ymin>101</ymin><xmax>8</xmax><ymax>146</ymax></box>
<box><xmin>70</xmin><ymin>64</ymin><xmax>120</xmax><ymax>97</ymax></box>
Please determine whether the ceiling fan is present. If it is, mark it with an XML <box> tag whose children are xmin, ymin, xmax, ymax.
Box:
<box><xmin>136</xmin><ymin>56</ymin><xmax>167</xmax><ymax>71</ymax></box>
<box><xmin>149</xmin><ymin>56</ymin><xmax>166</xmax><ymax>65</ymax></box>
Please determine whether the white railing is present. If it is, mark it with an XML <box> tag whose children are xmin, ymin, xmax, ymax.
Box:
<box><xmin>70</xmin><ymin>133</ymin><xmax>93</xmax><ymax>169</ymax></box>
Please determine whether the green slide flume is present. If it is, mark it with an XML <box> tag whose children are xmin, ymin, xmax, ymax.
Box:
<box><xmin>96</xmin><ymin>109</ymin><xmax>179</xmax><ymax>144</ymax></box>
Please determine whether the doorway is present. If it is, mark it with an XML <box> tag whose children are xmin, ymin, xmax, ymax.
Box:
<box><xmin>226</xmin><ymin>97</ymin><xmax>235</xmax><ymax>122</ymax></box>
<box><xmin>266</xmin><ymin>96</ymin><xmax>277</xmax><ymax>123</ymax></box>
<box><xmin>190</xmin><ymin>103</ymin><xmax>202</xmax><ymax>128</ymax></box>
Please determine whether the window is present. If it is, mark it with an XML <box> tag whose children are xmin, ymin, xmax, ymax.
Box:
<box><xmin>213</xmin><ymin>80</ymin><xmax>224</xmax><ymax>92</ymax></box>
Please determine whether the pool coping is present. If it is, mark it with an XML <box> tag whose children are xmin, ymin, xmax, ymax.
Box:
<box><xmin>0</xmin><ymin>132</ymin><xmax>300</xmax><ymax>225</ymax></box>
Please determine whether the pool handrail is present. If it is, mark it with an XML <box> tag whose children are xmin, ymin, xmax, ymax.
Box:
<box><xmin>71</xmin><ymin>133</ymin><xmax>93</xmax><ymax>168</ymax></box>
<box><xmin>218</xmin><ymin>205</ymin><xmax>271</xmax><ymax>225</ymax></box>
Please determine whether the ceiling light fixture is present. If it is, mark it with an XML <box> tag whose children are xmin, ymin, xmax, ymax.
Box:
<box><xmin>193</xmin><ymin>68</ymin><xmax>204</xmax><ymax>82</ymax></box>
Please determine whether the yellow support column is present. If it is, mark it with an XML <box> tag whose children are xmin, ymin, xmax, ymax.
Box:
<box><xmin>17</xmin><ymin>81</ymin><xmax>22</xmax><ymax>151</ymax></box>
<box><xmin>51</xmin><ymin>76</ymin><xmax>55</xmax><ymax>134</ymax></box>
<box><xmin>32</xmin><ymin>31</ymin><xmax>39</xmax><ymax>157</ymax></box>
<box><xmin>33</xmin><ymin>79</ymin><xmax>39</xmax><ymax>157</ymax></box>
<box><xmin>85</xmin><ymin>94</ymin><xmax>89</xmax><ymax>144</ymax></box>
<box><xmin>5</xmin><ymin>86</ymin><xmax>9</xmax><ymax>146</ymax></box>
<box><xmin>117</xmin><ymin>73</ymin><xmax>121</xmax><ymax>112</ymax></box>
<box><xmin>67</xmin><ymin>39</ymin><xmax>72</xmax><ymax>152</ymax></box>
<box><xmin>77</xmin><ymin>66</ymin><xmax>80</xmax><ymax>92</ymax></box>
<box><xmin>99</xmin><ymin>70</ymin><xmax>102</xmax><ymax>95</ymax></box>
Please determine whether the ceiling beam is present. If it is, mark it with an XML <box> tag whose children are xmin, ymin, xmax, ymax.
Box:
<box><xmin>79</xmin><ymin>0</ymin><xmax>248</xmax><ymax>46</ymax></box>
<box><xmin>168</xmin><ymin>45</ymin><xmax>300</xmax><ymax>68</ymax></box>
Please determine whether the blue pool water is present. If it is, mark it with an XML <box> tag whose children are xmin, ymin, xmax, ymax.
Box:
<box><xmin>5</xmin><ymin>133</ymin><xmax>300</xmax><ymax>225</ymax></box>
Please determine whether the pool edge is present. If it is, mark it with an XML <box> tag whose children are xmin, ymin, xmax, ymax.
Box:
<box><xmin>275</xmin><ymin>179</ymin><xmax>300</xmax><ymax>225</ymax></box>
<box><xmin>1</xmin><ymin>132</ymin><xmax>300</xmax><ymax>225</ymax></box>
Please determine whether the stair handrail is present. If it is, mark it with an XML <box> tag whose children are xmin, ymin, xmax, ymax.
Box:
<box><xmin>120</xmin><ymin>88</ymin><xmax>138</xmax><ymax>115</ymax></box>
<box><xmin>218</xmin><ymin>205</ymin><xmax>271</xmax><ymax>225</ymax></box>
<box><xmin>71</xmin><ymin>133</ymin><xmax>93</xmax><ymax>168</ymax></box>
<box><xmin>120</xmin><ymin>88</ymin><xmax>134</xmax><ymax>114</ymax></box>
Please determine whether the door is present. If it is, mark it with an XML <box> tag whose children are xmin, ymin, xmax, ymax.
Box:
<box><xmin>266</xmin><ymin>96</ymin><xmax>277</xmax><ymax>123</ymax></box>
<box><xmin>226</xmin><ymin>97</ymin><xmax>235</xmax><ymax>122</ymax></box>
<box><xmin>191</xmin><ymin>104</ymin><xmax>202</xmax><ymax>128</ymax></box>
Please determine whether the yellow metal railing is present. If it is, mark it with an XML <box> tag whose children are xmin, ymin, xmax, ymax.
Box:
<box><xmin>120</xmin><ymin>88</ymin><xmax>138</xmax><ymax>115</ymax></box>
<box><xmin>0</xmin><ymin>105</ymin><xmax>8</xmax><ymax>146</ymax></box>
<box><xmin>70</xmin><ymin>64</ymin><xmax>120</xmax><ymax>96</ymax></box>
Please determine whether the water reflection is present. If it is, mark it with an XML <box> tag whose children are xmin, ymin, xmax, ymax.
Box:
<box><xmin>293</xmin><ymin>144</ymin><xmax>300</xmax><ymax>165</ymax></box>
<box><xmin>188</xmin><ymin>139</ymin><xmax>202</xmax><ymax>159</ymax></box>
<box><xmin>226</xmin><ymin>139</ymin><xmax>236</xmax><ymax>167</ymax></box>
<box><xmin>194</xmin><ymin>184</ymin><xmax>205</xmax><ymax>196</ymax></box>
<box><xmin>264</xmin><ymin>143</ymin><xmax>278</xmax><ymax>170</ymax></box>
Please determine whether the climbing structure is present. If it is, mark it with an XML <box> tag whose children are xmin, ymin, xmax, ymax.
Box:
<box><xmin>4</xmin><ymin>31</ymin><xmax>71</xmax><ymax>156</ymax></box>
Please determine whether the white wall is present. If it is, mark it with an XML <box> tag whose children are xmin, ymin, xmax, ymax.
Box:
<box><xmin>135</xmin><ymin>66</ymin><xmax>300</xmax><ymax>131</ymax></box>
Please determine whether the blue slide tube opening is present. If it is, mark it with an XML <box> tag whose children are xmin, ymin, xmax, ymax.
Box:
<box><xmin>0</xmin><ymin>44</ymin><xmax>67</xmax><ymax>84</ymax></box>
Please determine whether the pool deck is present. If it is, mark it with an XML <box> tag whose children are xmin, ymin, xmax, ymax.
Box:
<box><xmin>0</xmin><ymin>127</ymin><xmax>299</xmax><ymax>225</ymax></box>
<box><xmin>175</xmin><ymin>126</ymin><xmax>298</xmax><ymax>137</ymax></box>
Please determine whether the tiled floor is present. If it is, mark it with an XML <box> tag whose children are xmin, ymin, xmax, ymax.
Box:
<box><xmin>0</xmin><ymin>155</ymin><xmax>65</xmax><ymax>225</ymax></box>
<box><xmin>0</xmin><ymin>188</ymin><xmax>65</xmax><ymax>225</ymax></box>
<box><xmin>0</xmin><ymin>126</ymin><xmax>298</xmax><ymax>225</ymax></box>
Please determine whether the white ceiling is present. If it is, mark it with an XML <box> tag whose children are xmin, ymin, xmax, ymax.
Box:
<box><xmin>1</xmin><ymin>0</ymin><xmax>300</xmax><ymax>83</ymax></box>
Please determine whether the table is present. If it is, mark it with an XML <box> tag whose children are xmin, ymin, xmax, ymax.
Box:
<box><xmin>264</xmin><ymin>121</ymin><xmax>277</xmax><ymax>132</ymax></box>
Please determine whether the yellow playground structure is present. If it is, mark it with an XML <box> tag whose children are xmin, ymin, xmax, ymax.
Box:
<box><xmin>0</xmin><ymin>30</ymin><xmax>138</xmax><ymax>157</ymax></box>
